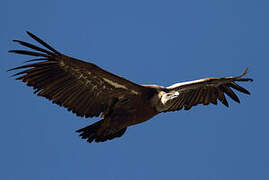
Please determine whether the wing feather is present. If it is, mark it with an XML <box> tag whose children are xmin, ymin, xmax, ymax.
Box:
<box><xmin>210</xmin><ymin>87</ymin><xmax>218</xmax><ymax>105</ymax></box>
<box><xmin>198</xmin><ymin>88</ymin><xmax>206</xmax><ymax>104</ymax></box>
<box><xmin>189</xmin><ymin>88</ymin><xmax>201</xmax><ymax>106</ymax></box>
<box><xmin>229</xmin><ymin>82</ymin><xmax>250</xmax><ymax>95</ymax></box>
<box><xmin>8</xmin><ymin>32</ymin><xmax>147</xmax><ymax>118</ymax></box>
<box><xmin>216</xmin><ymin>87</ymin><xmax>228</xmax><ymax>107</ymax></box>
<box><xmin>184</xmin><ymin>90</ymin><xmax>195</xmax><ymax>110</ymax></box>
<box><xmin>163</xmin><ymin>69</ymin><xmax>253</xmax><ymax>112</ymax></box>
<box><xmin>221</xmin><ymin>86</ymin><xmax>240</xmax><ymax>103</ymax></box>
<box><xmin>203</xmin><ymin>88</ymin><xmax>210</xmax><ymax>105</ymax></box>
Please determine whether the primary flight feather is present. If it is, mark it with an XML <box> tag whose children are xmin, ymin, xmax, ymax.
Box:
<box><xmin>8</xmin><ymin>32</ymin><xmax>253</xmax><ymax>143</ymax></box>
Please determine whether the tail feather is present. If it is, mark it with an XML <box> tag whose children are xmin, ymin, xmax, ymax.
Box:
<box><xmin>76</xmin><ymin>120</ymin><xmax>127</xmax><ymax>143</ymax></box>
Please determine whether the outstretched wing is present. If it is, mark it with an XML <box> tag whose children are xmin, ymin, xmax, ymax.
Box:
<box><xmin>163</xmin><ymin>68</ymin><xmax>253</xmax><ymax>111</ymax></box>
<box><xmin>8</xmin><ymin>31</ymin><xmax>147</xmax><ymax>118</ymax></box>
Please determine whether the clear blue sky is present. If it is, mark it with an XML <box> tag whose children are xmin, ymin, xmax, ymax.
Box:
<box><xmin>1</xmin><ymin>0</ymin><xmax>268</xmax><ymax>179</ymax></box>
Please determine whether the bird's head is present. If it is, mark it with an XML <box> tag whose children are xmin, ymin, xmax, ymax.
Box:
<box><xmin>161</xmin><ymin>91</ymin><xmax>179</xmax><ymax>104</ymax></box>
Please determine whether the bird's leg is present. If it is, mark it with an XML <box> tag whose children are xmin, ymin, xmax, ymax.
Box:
<box><xmin>101</xmin><ymin>97</ymin><xmax>118</xmax><ymax>119</ymax></box>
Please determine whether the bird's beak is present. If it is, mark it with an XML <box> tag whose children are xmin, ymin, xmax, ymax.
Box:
<box><xmin>171</xmin><ymin>91</ymin><xmax>179</xmax><ymax>99</ymax></box>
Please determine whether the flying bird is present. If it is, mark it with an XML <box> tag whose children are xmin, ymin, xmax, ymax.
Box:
<box><xmin>8</xmin><ymin>32</ymin><xmax>253</xmax><ymax>143</ymax></box>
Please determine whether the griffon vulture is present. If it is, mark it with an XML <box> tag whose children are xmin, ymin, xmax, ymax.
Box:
<box><xmin>8</xmin><ymin>32</ymin><xmax>253</xmax><ymax>143</ymax></box>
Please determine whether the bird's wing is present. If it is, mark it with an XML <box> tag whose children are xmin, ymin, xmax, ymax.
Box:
<box><xmin>8</xmin><ymin>32</ymin><xmax>147</xmax><ymax>118</ymax></box>
<box><xmin>163</xmin><ymin>68</ymin><xmax>253</xmax><ymax>112</ymax></box>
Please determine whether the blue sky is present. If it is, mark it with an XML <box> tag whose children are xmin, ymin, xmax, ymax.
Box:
<box><xmin>1</xmin><ymin>0</ymin><xmax>268</xmax><ymax>179</ymax></box>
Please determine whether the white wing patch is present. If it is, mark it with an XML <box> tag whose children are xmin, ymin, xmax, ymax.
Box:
<box><xmin>102</xmin><ymin>78</ymin><xmax>128</xmax><ymax>89</ymax></box>
<box><xmin>131</xmin><ymin>90</ymin><xmax>139</xmax><ymax>95</ymax></box>
<box><xmin>102</xmin><ymin>78</ymin><xmax>139</xmax><ymax>95</ymax></box>
<box><xmin>167</xmin><ymin>79</ymin><xmax>208</xmax><ymax>89</ymax></box>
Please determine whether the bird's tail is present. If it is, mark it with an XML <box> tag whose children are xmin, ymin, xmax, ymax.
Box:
<box><xmin>76</xmin><ymin>120</ymin><xmax>127</xmax><ymax>143</ymax></box>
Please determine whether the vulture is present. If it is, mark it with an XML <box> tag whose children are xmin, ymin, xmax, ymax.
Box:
<box><xmin>8</xmin><ymin>32</ymin><xmax>253</xmax><ymax>143</ymax></box>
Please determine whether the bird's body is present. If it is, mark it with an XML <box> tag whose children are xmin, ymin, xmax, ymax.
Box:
<box><xmin>8</xmin><ymin>32</ymin><xmax>253</xmax><ymax>143</ymax></box>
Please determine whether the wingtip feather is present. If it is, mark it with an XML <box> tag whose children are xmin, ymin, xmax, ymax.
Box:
<box><xmin>242</xmin><ymin>67</ymin><xmax>248</xmax><ymax>76</ymax></box>
<box><xmin>237</xmin><ymin>67</ymin><xmax>250</xmax><ymax>79</ymax></box>
<box><xmin>25</xmin><ymin>31</ymin><xmax>61</xmax><ymax>55</ymax></box>
<box><xmin>26</xmin><ymin>31</ymin><xmax>34</xmax><ymax>37</ymax></box>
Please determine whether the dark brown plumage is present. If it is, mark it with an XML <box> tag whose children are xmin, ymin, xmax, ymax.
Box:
<box><xmin>8</xmin><ymin>32</ymin><xmax>253</xmax><ymax>143</ymax></box>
